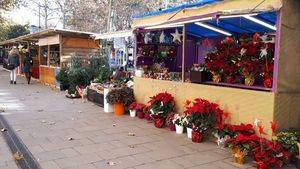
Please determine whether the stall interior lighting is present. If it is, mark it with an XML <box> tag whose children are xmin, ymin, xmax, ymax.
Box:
<box><xmin>242</xmin><ymin>15</ymin><xmax>276</xmax><ymax>31</ymax></box>
<box><xmin>194</xmin><ymin>22</ymin><xmax>232</xmax><ymax>36</ymax></box>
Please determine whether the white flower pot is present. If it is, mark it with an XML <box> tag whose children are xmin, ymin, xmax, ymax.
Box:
<box><xmin>130</xmin><ymin>110</ymin><xmax>136</xmax><ymax>117</ymax></box>
<box><xmin>187</xmin><ymin>127</ymin><xmax>192</xmax><ymax>139</ymax></box>
<box><xmin>175</xmin><ymin>124</ymin><xmax>184</xmax><ymax>134</ymax></box>
<box><xmin>104</xmin><ymin>88</ymin><xmax>113</xmax><ymax>113</ymax></box>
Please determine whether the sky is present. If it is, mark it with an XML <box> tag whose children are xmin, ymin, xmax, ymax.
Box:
<box><xmin>4</xmin><ymin>3</ymin><xmax>62</xmax><ymax>28</ymax></box>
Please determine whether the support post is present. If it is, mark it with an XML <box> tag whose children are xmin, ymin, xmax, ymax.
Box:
<box><xmin>181</xmin><ymin>24</ymin><xmax>187</xmax><ymax>82</ymax></box>
<box><xmin>272</xmin><ymin>10</ymin><xmax>282</xmax><ymax>92</ymax></box>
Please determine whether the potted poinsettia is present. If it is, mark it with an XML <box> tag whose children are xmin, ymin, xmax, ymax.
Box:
<box><xmin>129</xmin><ymin>102</ymin><xmax>146</xmax><ymax>117</ymax></box>
<box><xmin>184</xmin><ymin>98</ymin><xmax>223</xmax><ymax>143</ymax></box>
<box><xmin>166</xmin><ymin>113</ymin><xmax>176</xmax><ymax>131</ymax></box>
<box><xmin>148</xmin><ymin>92</ymin><xmax>175</xmax><ymax>128</ymax></box>
<box><xmin>172</xmin><ymin>114</ymin><xmax>185</xmax><ymax>134</ymax></box>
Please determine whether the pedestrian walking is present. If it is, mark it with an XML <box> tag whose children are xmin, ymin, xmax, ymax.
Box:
<box><xmin>22</xmin><ymin>48</ymin><xmax>33</xmax><ymax>84</ymax></box>
<box><xmin>7</xmin><ymin>48</ymin><xmax>20</xmax><ymax>84</ymax></box>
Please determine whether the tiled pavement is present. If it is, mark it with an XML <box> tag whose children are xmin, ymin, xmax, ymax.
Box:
<box><xmin>0</xmin><ymin>68</ymin><xmax>296</xmax><ymax>169</ymax></box>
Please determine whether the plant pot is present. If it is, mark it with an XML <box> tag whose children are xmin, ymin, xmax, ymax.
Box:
<box><xmin>104</xmin><ymin>88</ymin><xmax>114</xmax><ymax>113</ymax></box>
<box><xmin>245</xmin><ymin>76</ymin><xmax>255</xmax><ymax>86</ymax></box>
<box><xmin>190</xmin><ymin>71</ymin><xmax>211</xmax><ymax>84</ymax></box>
<box><xmin>154</xmin><ymin>118</ymin><xmax>165</xmax><ymax>128</ymax></box>
<box><xmin>169</xmin><ymin>124</ymin><xmax>176</xmax><ymax>131</ymax></box>
<box><xmin>114</xmin><ymin>103</ymin><xmax>125</xmax><ymax>116</ymax></box>
<box><xmin>192</xmin><ymin>131</ymin><xmax>203</xmax><ymax>143</ymax></box>
<box><xmin>130</xmin><ymin>110</ymin><xmax>136</xmax><ymax>117</ymax></box>
<box><xmin>263</xmin><ymin>75</ymin><xmax>273</xmax><ymax>88</ymax></box>
<box><xmin>187</xmin><ymin>127</ymin><xmax>192</xmax><ymax>139</ymax></box>
<box><xmin>257</xmin><ymin>162</ymin><xmax>269</xmax><ymax>169</ymax></box>
<box><xmin>175</xmin><ymin>124</ymin><xmax>184</xmax><ymax>134</ymax></box>
<box><xmin>144</xmin><ymin>114</ymin><xmax>152</xmax><ymax>121</ymax></box>
<box><xmin>137</xmin><ymin>111</ymin><xmax>144</xmax><ymax>119</ymax></box>
<box><xmin>234</xmin><ymin>156</ymin><xmax>246</xmax><ymax>165</ymax></box>
<box><xmin>212</xmin><ymin>73</ymin><xmax>221</xmax><ymax>83</ymax></box>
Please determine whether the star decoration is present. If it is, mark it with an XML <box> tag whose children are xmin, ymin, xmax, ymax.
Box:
<box><xmin>159</xmin><ymin>31</ymin><xmax>166</xmax><ymax>43</ymax></box>
<box><xmin>260</xmin><ymin>34</ymin><xmax>268</xmax><ymax>42</ymax></box>
<box><xmin>260</xmin><ymin>48</ymin><xmax>268</xmax><ymax>58</ymax></box>
<box><xmin>144</xmin><ymin>33</ymin><xmax>151</xmax><ymax>44</ymax></box>
<box><xmin>171</xmin><ymin>29</ymin><xmax>182</xmax><ymax>43</ymax></box>
<box><xmin>240</xmin><ymin>48</ymin><xmax>247</xmax><ymax>56</ymax></box>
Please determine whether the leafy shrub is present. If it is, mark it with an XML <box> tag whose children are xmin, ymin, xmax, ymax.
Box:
<box><xmin>106</xmin><ymin>87</ymin><xmax>135</xmax><ymax>106</ymax></box>
<box><xmin>93</xmin><ymin>67</ymin><xmax>112</xmax><ymax>84</ymax></box>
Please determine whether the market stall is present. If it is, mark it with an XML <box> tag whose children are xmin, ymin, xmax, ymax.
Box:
<box><xmin>132</xmin><ymin>0</ymin><xmax>300</xmax><ymax>133</ymax></box>
<box><xmin>0</xmin><ymin>29</ymin><xmax>100</xmax><ymax>86</ymax></box>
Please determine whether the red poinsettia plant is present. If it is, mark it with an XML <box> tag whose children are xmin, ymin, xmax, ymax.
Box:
<box><xmin>129</xmin><ymin>102</ymin><xmax>146</xmax><ymax>111</ymax></box>
<box><xmin>184</xmin><ymin>98</ymin><xmax>223</xmax><ymax>134</ymax></box>
<box><xmin>148</xmin><ymin>92</ymin><xmax>175</xmax><ymax>119</ymax></box>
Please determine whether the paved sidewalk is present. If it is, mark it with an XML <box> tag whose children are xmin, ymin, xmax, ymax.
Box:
<box><xmin>0</xmin><ymin>68</ymin><xmax>294</xmax><ymax>169</ymax></box>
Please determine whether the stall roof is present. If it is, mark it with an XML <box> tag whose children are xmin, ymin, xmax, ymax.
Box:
<box><xmin>133</xmin><ymin>0</ymin><xmax>282</xmax><ymax>28</ymax></box>
<box><xmin>95</xmin><ymin>30</ymin><xmax>133</xmax><ymax>40</ymax></box>
<box><xmin>0</xmin><ymin>28</ymin><xmax>99</xmax><ymax>46</ymax></box>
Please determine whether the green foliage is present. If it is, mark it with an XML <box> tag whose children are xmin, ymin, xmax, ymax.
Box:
<box><xmin>93</xmin><ymin>67</ymin><xmax>112</xmax><ymax>84</ymax></box>
<box><xmin>0</xmin><ymin>23</ymin><xmax>29</xmax><ymax>40</ymax></box>
<box><xmin>56</xmin><ymin>68</ymin><xmax>69</xmax><ymax>85</ymax></box>
<box><xmin>87</xmin><ymin>56</ymin><xmax>110</xmax><ymax>81</ymax></box>
<box><xmin>276</xmin><ymin>131</ymin><xmax>299</xmax><ymax>155</ymax></box>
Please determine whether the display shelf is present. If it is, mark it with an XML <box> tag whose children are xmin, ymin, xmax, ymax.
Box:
<box><xmin>203</xmin><ymin>81</ymin><xmax>272</xmax><ymax>92</ymax></box>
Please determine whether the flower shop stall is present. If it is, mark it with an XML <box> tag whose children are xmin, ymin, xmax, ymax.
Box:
<box><xmin>132</xmin><ymin>0</ymin><xmax>300</xmax><ymax>135</ymax></box>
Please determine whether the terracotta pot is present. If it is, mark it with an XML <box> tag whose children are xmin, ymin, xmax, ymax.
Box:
<box><xmin>137</xmin><ymin>111</ymin><xmax>144</xmax><ymax>119</ymax></box>
<box><xmin>212</xmin><ymin>73</ymin><xmax>221</xmax><ymax>83</ymax></box>
<box><xmin>245</xmin><ymin>76</ymin><xmax>255</xmax><ymax>86</ymax></box>
<box><xmin>169</xmin><ymin>124</ymin><xmax>176</xmax><ymax>131</ymax></box>
<box><xmin>192</xmin><ymin>131</ymin><xmax>203</xmax><ymax>143</ymax></box>
<box><xmin>226</xmin><ymin>76</ymin><xmax>235</xmax><ymax>84</ymax></box>
<box><xmin>154</xmin><ymin>118</ymin><xmax>165</xmax><ymax>128</ymax></box>
<box><xmin>114</xmin><ymin>103</ymin><xmax>125</xmax><ymax>116</ymax></box>
<box><xmin>144</xmin><ymin>114</ymin><xmax>152</xmax><ymax>121</ymax></box>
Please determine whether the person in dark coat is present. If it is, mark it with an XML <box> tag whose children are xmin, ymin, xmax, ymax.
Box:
<box><xmin>22</xmin><ymin>48</ymin><xmax>33</xmax><ymax>84</ymax></box>
<box><xmin>7</xmin><ymin>48</ymin><xmax>20</xmax><ymax>84</ymax></box>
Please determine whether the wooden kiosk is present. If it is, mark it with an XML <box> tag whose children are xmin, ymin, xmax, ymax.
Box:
<box><xmin>132</xmin><ymin>0</ymin><xmax>300</xmax><ymax>134</ymax></box>
<box><xmin>0</xmin><ymin>29</ymin><xmax>100</xmax><ymax>86</ymax></box>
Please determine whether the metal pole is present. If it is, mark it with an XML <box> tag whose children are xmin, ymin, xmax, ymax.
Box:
<box><xmin>181</xmin><ymin>24</ymin><xmax>186</xmax><ymax>82</ymax></box>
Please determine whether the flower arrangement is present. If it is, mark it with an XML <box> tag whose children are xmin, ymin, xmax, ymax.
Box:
<box><xmin>205</xmin><ymin>33</ymin><xmax>275</xmax><ymax>87</ymax></box>
<box><xmin>190</xmin><ymin>64</ymin><xmax>206</xmax><ymax>72</ymax></box>
<box><xmin>184</xmin><ymin>98</ymin><xmax>223</xmax><ymax>142</ymax></box>
<box><xmin>172</xmin><ymin>114</ymin><xmax>185</xmax><ymax>126</ymax></box>
<box><xmin>148</xmin><ymin>92</ymin><xmax>175</xmax><ymax>119</ymax></box>
<box><xmin>106</xmin><ymin>87</ymin><xmax>135</xmax><ymax>107</ymax></box>
<box><xmin>276</xmin><ymin>131</ymin><xmax>299</xmax><ymax>157</ymax></box>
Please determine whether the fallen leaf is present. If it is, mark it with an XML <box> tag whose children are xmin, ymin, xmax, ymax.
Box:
<box><xmin>78</xmin><ymin>111</ymin><xmax>82</xmax><ymax>113</ymax></box>
<box><xmin>112</xmin><ymin>124</ymin><xmax>116</xmax><ymax>127</ymax></box>
<box><xmin>68</xmin><ymin>137</ymin><xmax>74</xmax><ymax>141</ymax></box>
<box><xmin>1</xmin><ymin>128</ymin><xmax>7</xmax><ymax>132</ymax></box>
<box><xmin>128</xmin><ymin>145</ymin><xmax>135</xmax><ymax>148</ymax></box>
<box><xmin>37</xmin><ymin>109</ymin><xmax>44</xmax><ymax>112</ymax></box>
<box><xmin>128</xmin><ymin>132</ymin><xmax>135</xmax><ymax>136</ymax></box>
<box><xmin>48</xmin><ymin>122</ymin><xmax>56</xmax><ymax>125</ymax></box>
<box><xmin>20</xmin><ymin>98</ymin><xmax>25</xmax><ymax>101</ymax></box>
<box><xmin>0</xmin><ymin>107</ymin><xmax>5</xmax><ymax>112</ymax></box>
<box><xmin>107</xmin><ymin>161</ymin><xmax>117</xmax><ymax>166</ymax></box>
<box><xmin>41</xmin><ymin>120</ymin><xmax>46</xmax><ymax>123</ymax></box>
<box><xmin>12</xmin><ymin>152</ymin><xmax>23</xmax><ymax>161</ymax></box>
<box><xmin>16</xmin><ymin>129</ymin><xmax>21</xmax><ymax>132</ymax></box>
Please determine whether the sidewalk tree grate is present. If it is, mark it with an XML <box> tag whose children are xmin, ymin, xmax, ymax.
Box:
<box><xmin>0</xmin><ymin>115</ymin><xmax>41</xmax><ymax>169</ymax></box>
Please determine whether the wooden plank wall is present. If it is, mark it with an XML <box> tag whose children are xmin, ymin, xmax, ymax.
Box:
<box><xmin>61</xmin><ymin>37</ymin><xmax>99</xmax><ymax>64</ymax></box>
<box><xmin>274</xmin><ymin>0</ymin><xmax>300</xmax><ymax>129</ymax></box>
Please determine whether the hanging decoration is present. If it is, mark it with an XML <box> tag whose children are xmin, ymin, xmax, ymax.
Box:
<box><xmin>159</xmin><ymin>31</ymin><xmax>166</xmax><ymax>43</ymax></box>
<box><xmin>171</xmin><ymin>29</ymin><xmax>182</xmax><ymax>43</ymax></box>
<box><xmin>144</xmin><ymin>33</ymin><xmax>152</xmax><ymax>44</ymax></box>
